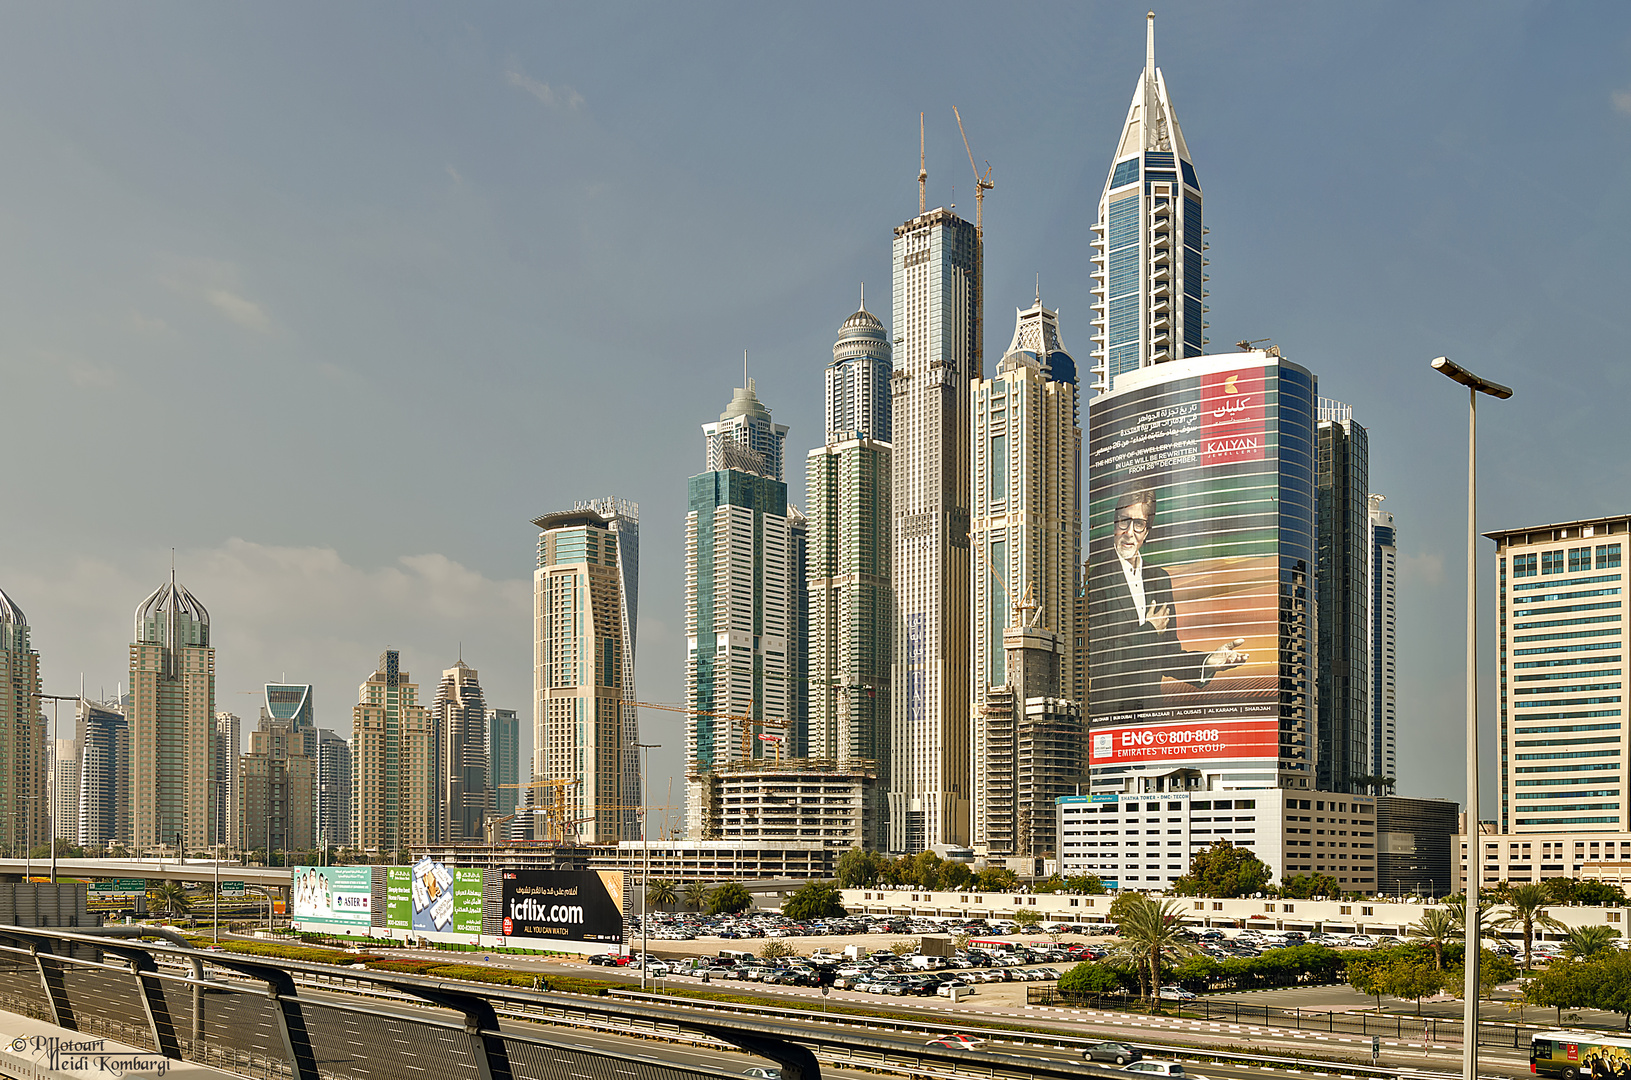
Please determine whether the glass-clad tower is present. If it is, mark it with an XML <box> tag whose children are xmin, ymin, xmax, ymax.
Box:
<box><xmin>1316</xmin><ymin>400</ymin><xmax>1371</xmax><ymax>794</ymax></box>
<box><xmin>1090</xmin><ymin>12</ymin><xmax>1208</xmax><ymax>393</ymax></box>
<box><xmin>0</xmin><ymin>587</ymin><xmax>46</xmax><ymax>857</ymax></box>
<box><xmin>574</xmin><ymin>496</ymin><xmax>641</xmax><ymax>838</ymax></box>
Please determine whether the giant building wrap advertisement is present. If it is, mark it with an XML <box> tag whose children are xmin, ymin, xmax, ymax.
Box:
<box><xmin>1087</xmin><ymin>355</ymin><xmax>1315</xmax><ymax>771</ymax></box>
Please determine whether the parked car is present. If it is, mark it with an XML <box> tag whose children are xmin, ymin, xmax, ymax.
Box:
<box><xmin>1083</xmin><ymin>1042</ymin><xmax>1143</xmax><ymax>1066</ymax></box>
<box><xmin>1158</xmin><ymin>985</ymin><xmax>1197</xmax><ymax>1001</ymax></box>
<box><xmin>1123</xmin><ymin>1062</ymin><xmax>1186</xmax><ymax>1076</ymax></box>
<box><xmin>935</xmin><ymin>979</ymin><xmax>972</xmax><ymax>997</ymax></box>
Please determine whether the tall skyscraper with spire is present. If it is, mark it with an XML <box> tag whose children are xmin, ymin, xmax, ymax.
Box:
<box><xmin>574</xmin><ymin>496</ymin><xmax>642</xmax><ymax>839</ymax></box>
<box><xmin>1090</xmin><ymin>12</ymin><xmax>1208</xmax><ymax>393</ymax></box>
<box><xmin>891</xmin><ymin>139</ymin><xmax>982</xmax><ymax>852</ymax></box>
<box><xmin>0</xmin><ymin>587</ymin><xmax>46</xmax><ymax>858</ymax></box>
<box><xmin>129</xmin><ymin>569</ymin><xmax>216</xmax><ymax>853</ymax></box>
<box><xmin>807</xmin><ymin>297</ymin><xmax>893</xmax><ymax>848</ymax></box>
<box><xmin>684</xmin><ymin>378</ymin><xmax>800</xmax><ymax>837</ymax></box>
<box><xmin>433</xmin><ymin>658</ymin><xmax>492</xmax><ymax>842</ymax></box>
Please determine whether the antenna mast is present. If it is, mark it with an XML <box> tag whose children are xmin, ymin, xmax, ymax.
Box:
<box><xmin>918</xmin><ymin>113</ymin><xmax>927</xmax><ymax>215</ymax></box>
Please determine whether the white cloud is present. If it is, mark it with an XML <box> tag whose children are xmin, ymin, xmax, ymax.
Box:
<box><xmin>505</xmin><ymin>70</ymin><xmax>584</xmax><ymax>110</ymax></box>
<box><xmin>124</xmin><ymin>309</ymin><xmax>169</xmax><ymax>335</ymax></box>
<box><xmin>205</xmin><ymin>288</ymin><xmax>271</xmax><ymax>334</ymax></box>
<box><xmin>1614</xmin><ymin>89</ymin><xmax>1631</xmax><ymax>117</ymax></box>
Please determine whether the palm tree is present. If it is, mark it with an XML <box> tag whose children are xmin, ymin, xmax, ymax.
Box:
<box><xmin>153</xmin><ymin>880</ymin><xmax>192</xmax><ymax>919</ymax></box>
<box><xmin>683</xmin><ymin>880</ymin><xmax>709</xmax><ymax>912</ymax></box>
<box><xmin>1491</xmin><ymin>883</ymin><xmax>1565</xmax><ymax>971</ymax></box>
<box><xmin>647</xmin><ymin>879</ymin><xmax>678</xmax><ymax>911</ymax></box>
<box><xmin>1560</xmin><ymin>924</ymin><xmax>1619</xmax><ymax>961</ymax></box>
<box><xmin>1444</xmin><ymin>892</ymin><xmax>1497</xmax><ymax>933</ymax></box>
<box><xmin>1412</xmin><ymin>908</ymin><xmax>1458</xmax><ymax>970</ymax></box>
<box><xmin>1105</xmin><ymin>894</ymin><xmax>1198</xmax><ymax>1009</ymax></box>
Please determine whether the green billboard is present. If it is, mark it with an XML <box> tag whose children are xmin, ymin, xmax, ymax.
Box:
<box><xmin>290</xmin><ymin>866</ymin><xmax>374</xmax><ymax>931</ymax></box>
<box><xmin>387</xmin><ymin>859</ymin><xmax>483</xmax><ymax>936</ymax></box>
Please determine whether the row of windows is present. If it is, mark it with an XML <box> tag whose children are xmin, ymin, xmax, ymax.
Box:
<box><xmin>1514</xmin><ymin>545</ymin><xmax>1621</xmax><ymax>576</ymax></box>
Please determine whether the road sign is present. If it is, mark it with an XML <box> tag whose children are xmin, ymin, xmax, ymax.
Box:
<box><xmin>221</xmin><ymin>881</ymin><xmax>245</xmax><ymax>897</ymax></box>
<box><xmin>1372</xmin><ymin>1035</ymin><xmax>1380</xmax><ymax>1064</ymax></box>
<box><xmin>90</xmin><ymin>879</ymin><xmax>148</xmax><ymax>895</ymax></box>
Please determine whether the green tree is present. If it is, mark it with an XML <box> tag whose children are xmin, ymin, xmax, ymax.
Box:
<box><xmin>941</xmin><ymin>861</ymin><xmax>974</xmax><ymax>890</ymax></box>
<box><xmin>706</xmin><ymin>882</ymin><xmax>753</xmax><ymax>915</ymax></box>
<box><xmin>1108</xmin><ymin>891</ymin><xmax>1147</xmax><ymax>927</ymax></box>
<box><xmin>1104</xmin><ymin>893</ymin><xmax>1197</xmax><ymax>1007</ymax></box>
<box><xmin>1375</xmin><ymin>953</ymin><xmax>1445</xmax><ymax>1014</ymax></box>
<box><xmin>835</xmin><ymin>848</ymin><xmax>886</xmax><ymax>888</ymax></box>
<box><xmin>907</xmin><ymin>851</ymin><xmax>945</xmax><ymax>890</ymax></box>
<box><xmin>1058</xmin><ymin>961</ymin><xmax>1124</xmax><ymax>996</ymax></box>
<box><xmin>1449</xmin><ymin>948</ymin><xmax>1518</xmax><ymax>1001</ymax></box>
<box><xmin>1411</xmin><ymin>908</ymin><xmax>1459</xmax><ymax>970</ymax></box>
<box><xmin>153</xmin><ymin>880</ymin><xmax>192</xmax><ymax>918</ymax></box>
<box><xmin>1562</xmin><ymin>924</ymin><xmax>1621</xmax><ymax>961</ymax></box>
<box><xmin>646</xmin><ymin>879</ymin><xmax>677</xmax><ymax>910</ymax></box>
<box><xmin>1346</xmin><ymin>952</ymin><xmax>1387</xmax><ymax>1011</ymax></box>
<box><xmin>1012</xmin><ymin>909</ymin><xmax>1043</xmax><ymax>930</ymax></box>
<box><xmin>1576</xmin><ymin>881</ymin><xmax>1628</xmax><ymax>907</ymax></box>
<box><xmin>1169</xmin><ymin>840</ymin><xmax>1274</xmax><ymax>898</ymax></box>
<box><xmin>1443</xmin><ymin>892</ymin><xmax>1498</xmax><ymax>933</ymax></box>
<box><xmin>973</xmin><ymin>866</ymin><xmax>1020</xmax><ymax>892</ymax></box>
<box><xmin>683</xmin><ymin>880</ymin><xmax>710</xmax><ymax>911</ymax></box>
<box><xmin>781</xmin><ymin>880</ymin><xmax>846</xmax><ymax>920</ymax></box>
<box><xmin>1033</xmin><ymin>875</ymin><xmax>1066</xmax><ymax>894</ymax></box>
<box><xmin>1585</xmin><ymin>948</ymin><xmax>1631</xmax><ymax>1030</ymax></box>
<box><xmin>1491</xmin><ymin>883</ymin><xmax>1565</xmax><ymax>971</ymax></box>
<box><xmin>890</xmin><ymin>939</ymin><xmax>917</xmax><ymax>956</ymax></box>
<box><xmin>1526</xmin><ymin>958</ymin><xmax>1600</xmax><ymax>1024</ymax></box>
<box><xmin>759</xmin><ymin>939</ymin><xmax>796</xmax><ymax>960</ymax></box>
<box><xmin>1066</xmin><ymin>874</ymin><xmax>1108</xmax><ymax>895</ymax></box>
<box><xmin>1279</xmin><ymin>873</ymin><xmax>1339</xmax><ymax>900</ymax></box>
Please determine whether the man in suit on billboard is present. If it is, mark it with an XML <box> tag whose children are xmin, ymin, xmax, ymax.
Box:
<box><xmin>1090</xmin><ymin>487</ymin><xmax>1249</xmax><ymax>715</ymax></box>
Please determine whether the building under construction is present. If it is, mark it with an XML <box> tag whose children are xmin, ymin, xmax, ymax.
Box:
<box><xmin>689</xmin><ymin>758</ymin><xmax>877</xmax><ymax>851</ymax></box>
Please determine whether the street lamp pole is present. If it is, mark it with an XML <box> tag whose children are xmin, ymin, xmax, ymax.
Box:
<box><xmin>636</xmin><ymin>741</ymin><xmax>659</xmax><ymax>991</ymax></box>
<box><xmin>1432</xmin><ymin>356</ymin><xmax>1513</xmax><ymax>1080</ymax></box>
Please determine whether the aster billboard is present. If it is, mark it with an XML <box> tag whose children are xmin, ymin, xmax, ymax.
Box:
<box><xmin>1087</xmin><ymin>355</ymin><xmax>1314</xmax><ymax>752</ymax></box>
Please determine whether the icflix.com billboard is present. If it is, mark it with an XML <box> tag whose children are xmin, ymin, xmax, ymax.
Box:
<box><xmin>1087</xmin><ymin>355</ymin><xmax>1314</xmax><ymax>761</ymax></box>
<box><xmin>500</xmin><ymin>870</ymin><xmax>625</xmax><ymax>944</ymax></box>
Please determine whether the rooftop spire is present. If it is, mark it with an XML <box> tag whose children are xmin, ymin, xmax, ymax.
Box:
<box><xmin>918</xmin><ymin>112</ymin><xmax>927</xmax><ymax>214</ymax></box>
<box><xmin>1113</xmin><ymin>10</ymin><xmax>1191</xmax><ymax>162</ymax></box>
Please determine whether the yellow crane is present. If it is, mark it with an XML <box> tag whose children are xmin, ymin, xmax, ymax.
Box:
<box><xmin>628</xmin><ymin>697</ymin><xmax>789</xmax><ymax>765</ymax></box>
<box><xmin>954</xmin><ymin>105</ymin><xmax>993</xmax><ymax>375</ymax></box>
<box><xmin>953</xmin><ymin>106</ymin><xmax>994</xmax><ymax>234</ymax></box>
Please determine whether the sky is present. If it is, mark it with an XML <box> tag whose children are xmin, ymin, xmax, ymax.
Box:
<box><xmin>2</xmin><ymin>2</ymin><xmax>1630</xmax><ymax>823</ymax></box>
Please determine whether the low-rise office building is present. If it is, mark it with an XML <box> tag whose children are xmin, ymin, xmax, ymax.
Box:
<box><xmin>1375</xmin><ymin>796</ymin><xmax>1457</xmax><ymax>898</ymax></box>
<box><xmin>1459</xmin><ymin>830</ymin><xmax>1631</xmax><ymax>890</ymax></box>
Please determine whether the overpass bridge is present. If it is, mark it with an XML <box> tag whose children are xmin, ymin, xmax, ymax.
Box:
<box><xmin>0</xmin><ymin>858</ymin><xmax>291</xmax><ymax>890</ymax></box>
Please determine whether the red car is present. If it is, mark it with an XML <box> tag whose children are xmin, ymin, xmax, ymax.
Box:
<box><xmin>587</xmin><ymin>953</ymin><xmax>630</xmax><ymax>966</ymax></box>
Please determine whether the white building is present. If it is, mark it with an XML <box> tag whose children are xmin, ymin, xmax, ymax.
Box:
<box><xmin>1059</xmin><ymin>790</ymin><xmax>1379</xmax><ymax>894</ymax></box>
<box><xmin>1368</xmin><ymin>495</ymin><xmax>1398</xmax><ymax>784</ymax></box>
<box><xmin>890</xmin><ymin>195</ymin><xmax>981</xmax><ymax>853</ymax></box>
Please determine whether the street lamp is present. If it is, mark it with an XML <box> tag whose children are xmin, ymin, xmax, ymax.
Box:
<box><xmin>636</xmin><ymin>742</ymin><xmax>660</xmax><ymax>991</ymax></box>
<box><xmin>1431</xmin><ymin>355</ymin><xmax>1512</xmax><ymax>1080</ymax></box>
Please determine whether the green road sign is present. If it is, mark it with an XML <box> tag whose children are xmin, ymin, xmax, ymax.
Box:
<box><xmin>221</xmin><ymin>881</ymin><xmax>245</xmax><ymax>896</ymax></box>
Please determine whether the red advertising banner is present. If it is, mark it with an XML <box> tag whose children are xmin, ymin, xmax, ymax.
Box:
<box><xmin>1199</xmin><ymin>367</ymin><xmax>1266</xmax><ymax>465</ymax></box>
<box><xmin>1089</xmin><ymin>717</ymin><xmax>1280</xmax><ymax>766</ymax></box>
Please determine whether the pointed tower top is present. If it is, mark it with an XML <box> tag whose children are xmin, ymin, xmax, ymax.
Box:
<box><xmin>1111</xmin><ymin>10</ymin><xmax>1192</xmax><ymax>163</ymax></box>
<box><xmin>859</xmin><ymin>282</ymin><xmax>865</xmax><ymax>312</ymax></box>
<box><xmin>918</xmin><ymin>112</ymin><xmax>927</xmax><ymax>214</ymax></box>
<box><xmin>1147</xmin><ymin>11</ymin><xmax>1156</xmax><ymax>74</ymax></box>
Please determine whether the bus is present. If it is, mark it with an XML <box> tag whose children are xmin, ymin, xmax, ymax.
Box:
<box><xmin>1531</xmin><ymin>1031</ymin><xmax>1631</xmax><ymax>1079</ymax></box>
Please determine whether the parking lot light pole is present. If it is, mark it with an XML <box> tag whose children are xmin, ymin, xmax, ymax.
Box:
<box><xmin>1431</xmin><ymin>355</ymin><xmax>1513</xmax><ymax>1080</ymax></box>
<box><xmin>637</xmin><ymin>742</ymin><xmax>660</xmax><ymax>991</ymax></box>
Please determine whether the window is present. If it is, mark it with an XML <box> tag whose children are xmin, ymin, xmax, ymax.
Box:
<box><xmin>1600</xmin><ymin>545</ymin><xmax>1623</xmax><ymax>570</ymax></box>
<box><xmin>1571</xmin><ymin>547</ymin><xmax>1593</xmax><ymax>573</ymax></box>
<box><xmin>1515</xmin><ymin>553</ymin><xmax>1538</xmax><ymax>577</ymax></box>
<box><xmin>1543</xmin><ymin>551</ymin><xmax>1566</xmax><ymax>575</ymax></box>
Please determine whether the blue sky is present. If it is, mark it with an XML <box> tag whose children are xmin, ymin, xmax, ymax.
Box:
<box><xmin>3</xmin><ymin>2</ymin><xmax>1629</xmax><ymax>822</ymax></box>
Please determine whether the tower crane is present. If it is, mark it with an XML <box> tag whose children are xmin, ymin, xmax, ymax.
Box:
<box><xmin>953</xmin><ymin>106</ymin><xmax>994</xmax><ymax>235</ymax></box>
<box><xmin>629</xmin><ymin>696</ymin><xmax>788</xmax><ymax>764</ymax></box>
<box><xmin>954</xmin><ymin>105</ymin><xmax>992</xmax><ymax>375</ymax></box>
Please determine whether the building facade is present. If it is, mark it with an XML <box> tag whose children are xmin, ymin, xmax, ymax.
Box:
<box><xmin>351</xmin><ymin>650</ymin><xmax>435</xmax><ymax>855</ymax></box>
<box><xmin>76</xmin><ymin>697</ymin><xmax>129</xmax><ymax>848</ymax></box>
<box><xmin>52</xmin><ymin>738</ymin><xmax>79</xmax><ymax>844</ymax></box>
<box><xmin>488</xmin><ymin>708</ymin><xmax>521</xmax><ymax>819</ymax></box>
<box><xmin>315</xmin><ymin>728</ymin><xmax>351</xmax><ymax>850</ymax></box>
<box><xmin>1374</xmin><ymin>796</ymin><xmax>1457</xmax><ymax>898</ymax></box>
<box><xmin>213</xmin><ymin>711</ymin><xmax>241</xmax><ymax>854</ymax></box>
<box><xmin>573</xmin><ymin>496</ymin><xmax>642</xmax><ymax>840</ymax></box>
<box><xmin>1059</xmin><ymin>789</ymin><xmax>1378</xmax><ymax>893</ymax></box>
<box><xmin>0</xmin><ymin>588</ymin><xmax>45</xmax><ymax>858</ymax></box>
<box><xmin>806</xmin><ymin>302</ymin><xmax>894</xmax><ymax>849</ymax></box>
<box><xmin>534</xmin><ymin>508</ymin><xmax>631</xmax><ymax>845</ymax></box>
<box><xmin>891</xmin><ymin>199</ymin><xmax>981</xmax><ymax>853</ymax></box>
<box><xmin>689</xmin><ymin>760</ymin><xmax>876</xmax><ymax>851</ymax></box>
<box><xmin>1368</xmin><ymin>495</ymin><xmax>1398</xmax><ymax>786</ymax></box>
<box><xmin>237</xmin><ymin>711</ymin><xmax>315</xmax><ymax>856</ymax></box>
<box><xmin>128</xmin><ymin>572</ymin><xmax>216</xmax><ymax>853</ymax></box>
<box><xmin>1089</xmin><ymin>13</ymin><xmax>1207</xmax><ymax>393</ymax></box>
<box><xmin>1316</xmin><ymin>399</ymin><xmax>1372</xmax><ymax>794</ymax></box>
<box><xmin>684</xmin><ymin>381</ymin><xmax>800</xmax><ymax>838</ymax></box>
<box><xmin>1490</xmin><ymin>514</ymin><xmax>1629</xmax><ymax>834</ymax></box>
<box><xmin>433</xmin><ymin>659</ymin><xmax>491</xmax><ymax>843</ymax></box>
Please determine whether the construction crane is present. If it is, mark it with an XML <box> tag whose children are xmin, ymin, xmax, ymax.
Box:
<box><xmin>953</xmin><ymin>106</ymin><xmax>994</xmax><ymax>235</ymax></box>
<box><xmin>954</xmin><ymin>105</ymin><xmax>992</xmax><ymax>375</ymax></box>
<box><xmin>495</xmin><ymin>778</ymin><xmax>585</xmax><ymax>843</ymax></box>
<box><xmin>629</xmin><ymin>697</ymin><xmax>788</xmax><ymax>765</ymax></box>
<box><xmin>973</xmin><ymin>538</ymin><xmax>1042</xmax><ymax>629</ymax></box>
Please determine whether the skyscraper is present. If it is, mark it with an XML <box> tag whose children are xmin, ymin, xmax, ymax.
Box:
<box><xmin>891</xmin><ymin>186</ymin><xmax>981</xmax><ymax>852</ymax></box>
<box><xmin>315</xmin><ymin>728</ymin><xmax>351</xmax><ymax>850</ymax></box>
<box><xmin>129</xmin><ymin>570</ymin><xmax>216</xmax><ymax>853</ymax></box>
<box><xmin>1316</xmin><ymin>399</ymin><xmax>1371</xmax><ymax>794</ymax></box>
<box><xmin>0</xmin><ymin>587</ymin><xmax>46</xmax><ymax>856</ymax></box>
<box><xmin>534</xmin><ymin>508</ymin><xmax>632</xmax><ymax>844</ymax></box>
<box><xmin>806</xmin><ymin>300</ymin><xmax>894</xmax><ymax>848</ymax></box>
<box><xmin>76</xmin><ymin>697</ymin><xmax>130</xmax><ymax>848</ymax></box>
<box><xmin>1090</xmin><ymin>12</ymin><xmax>1207</xmax><ymax>393</ymax></box>
<box><xmin>351</xmin><ymin>650</ymin><xmax>435</xmax><ymax>856</ymax></box>
<box><xmin>433</xmin><ymin>659</ymin><xmax>491</xmax><ymax>842</ymax></box>
<box><xmin>237</xmin><ymin>708</ymin><xmax>315</xmax><ymax>856</ymax></box>
<box><xmin>1368</xmin><ymin>495</ymin><xmax>1398</xmax><ymax>787</ymax></box>
<box><xmin>52</xmin><ymin>738</ymin><xmax>79</xmax><ymax>844</ymax></box>
<box><xmin>487</xmin><ymin>708</ymin><xmax>521</xmax><ymax>818</ymax></box>
<box><xmin>214</xmin><ymin>711</ymin><xmax>241</xmax><ymax>854</ymax></box>
<box><xmin>970</xmin><ymin>298</ymin><xmax>1083</xmax><ymax>852</ymax></box>
<box><xmin>684</xmin><ymin>379</ymin><xmax>799</xmax><ymax>837</ymax></box>
<box><xmin>573</xmin><ymin>496</ymin><xmax>642</xmax><ymax>839</ymax></box>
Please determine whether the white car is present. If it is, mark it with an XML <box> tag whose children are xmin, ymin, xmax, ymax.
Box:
<box><xmin>1158</xmin><ymin>985</ymin><xmax>1197</xmax><ymax>1001</ymax></box>
<box><xmin>1124</xmin><ymin>1062</ymin><xmax>1187</xmax><ymax>1077</ymax></box>
<box><xmin>935</xmin><ymin>980</ymin><xmax>972</xmax><ymax>997</ymax></box>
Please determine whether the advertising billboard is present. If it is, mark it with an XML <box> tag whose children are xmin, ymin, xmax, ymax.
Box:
<box><xmin>291</xmin><ymin>866</ymin><xmax>373</xmax><ymax>931</ymax></box>
<box><xmin>499</xmin><ymin>870</ymin><xmax>624</xmax><ymax>944</ymax></box>
<box><xmin>1087</xmin><ymin>356</ymin><xmax>1313</xmax><ymax>738</ymax></box>
<box><xmin>387</xmin><ymin>859</ymin><xmax>483</xmax><ymax>936</ymax></box>
<box><xmin>1088</xmin><ymin>717</ymin><xmax>1282</xmax><ymax>767</ymax></box>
